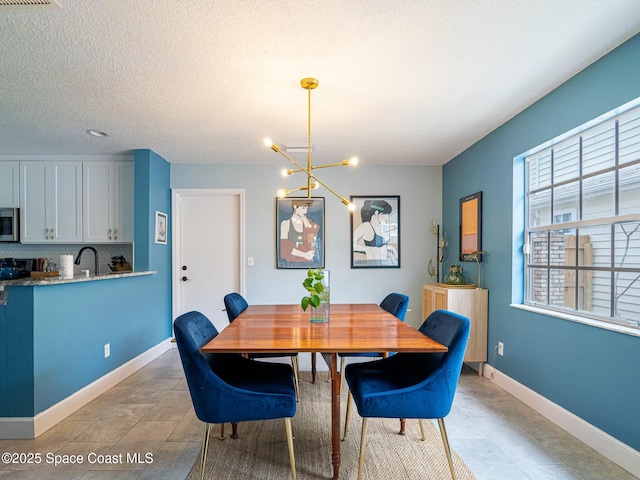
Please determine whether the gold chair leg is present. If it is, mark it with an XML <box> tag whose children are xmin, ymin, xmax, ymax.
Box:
<box><xmin>284</xmin><ymin>417</ymin><xmax>297</xmax><ymax>480</ymax></box>
<box><xmin>358</xmin><ymin>418</ymin><xmax>369</xmax><ymax>480</ymax></box>
<box><xmin>200</xmin><ymin>423</ymin><xmax>211</xmax><ymax>480</ymax></box>
<box><xmin>419</xmin><ymin>419</ymin><xmax>425</xmax><ymax>441</ymax></box>
<box><xmin>219</xmin><ymin>423</ymin><xmax>224</xmax><ymax>440</ymax></box>
<box><xmin>342</xmin><ymin>390</ymin><xmax>353</xmax><ymax>441</ymax></box>
<box><xmin>437</xmin><ymin>418</ymin><xmax>457</xmax><ymax>480</ymax></box>
<box><xmin>291</xmin><ymin>356</ymin><xmax>300</xmax><ymax>401</ymax></box>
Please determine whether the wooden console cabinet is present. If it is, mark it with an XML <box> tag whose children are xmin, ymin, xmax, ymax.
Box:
<box><xmin>422</xmin><ymin>284</ymin><xmax>488</xmax><ymax>375</ymax></box>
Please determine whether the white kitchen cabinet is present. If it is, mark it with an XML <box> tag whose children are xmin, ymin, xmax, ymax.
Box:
<box><xmin>422</xmin><ymin>283</ymin><xmax>488</xmax><ymax>375</ymax></box>
<box><xmin>0</xmin><ymin>162</ymin><xmax>20</xmax><ymax>207</ymax></box>
<box><xmin>20</xmin><ymin>161</ymin><xmax>83</xmax><ymax>243</ymax></box>
<box><xmin>83</xmin><ymin>162</ymin><xmax>134</xmax><ymax>243</ymax></box>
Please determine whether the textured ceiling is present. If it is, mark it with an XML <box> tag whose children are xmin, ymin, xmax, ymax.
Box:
<box><xmin>1</xmin><ymin>1</ymin><xmax>640</xmax><ymax>166</ymax></box>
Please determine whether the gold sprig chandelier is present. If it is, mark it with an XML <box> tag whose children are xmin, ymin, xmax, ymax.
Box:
<box><xmin>264</xmin><ymin>78</ymin><xmax>358</xmax><ymax>210</ymax></box>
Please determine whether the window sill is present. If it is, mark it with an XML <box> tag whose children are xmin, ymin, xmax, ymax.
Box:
<box><xmin>510</xmin><ymin>304</ymin><xmax>640</xmax><ymax>338</ymax></box>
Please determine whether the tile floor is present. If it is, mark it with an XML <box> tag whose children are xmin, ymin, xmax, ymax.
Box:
<box><xmin>0</xmin><ymin>348</ymin><xmax>636</xmax><ymax>480</ymax></box>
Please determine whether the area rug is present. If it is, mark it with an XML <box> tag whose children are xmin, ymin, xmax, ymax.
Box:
<box><xmin>186</xmin><ymin>372</ymin><xmax>476</xmax><ymax>480</ymax></box>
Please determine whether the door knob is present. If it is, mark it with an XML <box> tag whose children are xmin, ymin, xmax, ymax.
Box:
<box><xmin>181</xmin><ymin>276</ymin><xmax>189</xmax><ymax>282</ymax></box>
<box><xmin>182</xmin><ymin>265</ymin><xmax>187</xmax><ymax>270</ymax></box>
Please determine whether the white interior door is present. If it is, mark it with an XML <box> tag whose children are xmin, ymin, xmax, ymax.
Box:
<box><xmin>172</xmin><ymin>189</ymin><xmax>244</xmax><ymax>332</ymax></box>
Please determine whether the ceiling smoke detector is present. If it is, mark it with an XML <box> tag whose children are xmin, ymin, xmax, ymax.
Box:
<box><xmin>87</xmin><ymin>129</ymin><xmax>108</xmax><ymax>137</ymax></box>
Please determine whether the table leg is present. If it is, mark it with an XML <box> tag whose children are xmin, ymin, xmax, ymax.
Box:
<box><xmin>311</xmin><ymin>352</ymin><xmax>317</xmax><ymax>384</ymax></box>
<box><xmin>330</xmin><ymin>352</ymin><xmax>341</xmax><ymax>479</ymax></box>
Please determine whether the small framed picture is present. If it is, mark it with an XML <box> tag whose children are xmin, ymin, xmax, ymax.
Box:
<box><xmin>155</xmin><ymin>211</ymin><xmax>167</xmax><ymax>244</ymax></box>
<box><xmin>276</xmin><ymin>197</ymin><xmax>325</xmax><ymax>269</ymax></box>
<box><xmin>351</xmin><ymin>196</ymin><xmax>400</xmax><ymax>268</ymax></box>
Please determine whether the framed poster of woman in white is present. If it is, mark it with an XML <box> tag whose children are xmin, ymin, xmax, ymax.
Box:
<box><xmin>351</xmin><ymin>196</ymin><xmax>400</xmax><ymax>268</ymax></box>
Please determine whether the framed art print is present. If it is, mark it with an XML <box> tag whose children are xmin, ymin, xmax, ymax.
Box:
<box><xmin>351</xmin><ymin>195</ymin><xmax>400</xmax><ymax>268</ymax></box>
<box><xmin>459</xmin><ymin>191</ymin><xmax>482</xmax><ymax>261</ymax></box>
<box><xmin>155</xmin><ymin>211</ymin><xmax>167</xmax><ymax>245</ymax></box>
<box><xmin>276</xmin><ymin>197</ymin><xmax>325</xmax><ymax>269</ymax></box>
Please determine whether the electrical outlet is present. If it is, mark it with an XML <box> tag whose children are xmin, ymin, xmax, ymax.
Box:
<box><xmin>498</xmin><ymin>342</ymin><xmax>504</xmax><ymax>356</ymax></box>
<box><xmin>104</xmin><ymin>343</ymin><xmax>110</xmax><ymax>358</ymax></box>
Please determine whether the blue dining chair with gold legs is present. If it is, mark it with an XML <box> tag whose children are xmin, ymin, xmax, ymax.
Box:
<box><xmin>340</xmin><ymin>293</ymin><xmax>409</xmax><ymax>435</ymax></box>
<box><xmin>344</xmin><ymin>309</ymin><xmax>470</xmax><ymax>480</ymax></box>
<box><xmin>174</xmin><ymin>311</ymin><xmax>297</xmax><ymax>480</ymax></box>
<box><xmin>224</xmin><ymin>292</ymin><xmax>300</xmax><ymax>399</ymax></box>
<box><xmin>338</xmin><ymin>292</ymin><xmax>409</xmax><ymax>373</ymax></box>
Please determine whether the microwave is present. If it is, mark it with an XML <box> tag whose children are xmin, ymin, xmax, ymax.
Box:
<box><xmin>0</xmin><ymin>208</ymin><xmax>19</xmax><ymax>242</ymax></box>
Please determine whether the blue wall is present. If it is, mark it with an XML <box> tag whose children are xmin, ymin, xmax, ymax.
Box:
<box><xmin>442</xmin><ymin>34</ymin><xmax>640</xmax><ymax>449</ymax></box>
<box><xmin>0</xmin><ymin>149</ymin><xmax>172</xmax><ymax>417</ymax></box>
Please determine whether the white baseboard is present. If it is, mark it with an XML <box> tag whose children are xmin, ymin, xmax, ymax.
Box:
<box><xmin>483</xmin><ymin>364</ymin><xmax>640</xmax><ymax>478</ymax></box>
<box><xmin>0</xmin><ymin>338</ymin><xmax>173</xmax><ymax>440</ymax></box>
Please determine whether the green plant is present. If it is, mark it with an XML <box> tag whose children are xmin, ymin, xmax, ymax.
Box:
<box><xmin>301</xmin><ymin>268</ymin><xmax>326</xmax><ymax>311</ymax></box>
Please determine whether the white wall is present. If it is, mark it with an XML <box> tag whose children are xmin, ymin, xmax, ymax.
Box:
<box><xmin>170</xmin><ymin>163</ymin><xmax>442</xmax><ymax>327</ymax></box>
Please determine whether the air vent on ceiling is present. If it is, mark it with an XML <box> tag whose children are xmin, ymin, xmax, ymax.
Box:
<box><xmin>0</xmin><ymin>0</ymin><xmax>60</xmax><ymax>8</ymax></box>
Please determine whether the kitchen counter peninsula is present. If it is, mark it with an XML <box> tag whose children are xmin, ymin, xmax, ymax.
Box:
<box><xmin>0</xmin><ymin>270</ymin><xmax>156</xmax><ymax>288</ymax></box>
<box><xmin>0</xmin><ymin>268</ymin><xmax>171</xmax><ymax>440</ymax></box>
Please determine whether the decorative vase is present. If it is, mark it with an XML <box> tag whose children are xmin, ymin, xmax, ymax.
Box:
<box><xmin>310</xmin><ymin>269</ymin><xmax>330</xmax><ymax>323</ymax></box>
<box><xmin>444</xmin><ymin>265</ymin><xmax>465</xmax><ymax>285</ymax></box>
<box><xmin>310</xmin><ymin>301</ymin><xmax>330</xmax><ymax>323</ymax></box>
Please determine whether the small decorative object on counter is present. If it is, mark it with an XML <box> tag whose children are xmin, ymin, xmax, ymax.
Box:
<box><xmin>109</xmin><ymin>255</ymin><xmax>132</xmax><ymax>272</ymax></box>
<box><xmin>60</xmin><ymin>254</ymin><xmax>74</xmax><ymax>279</ymax></box>
<box><xmin>444</xmin><ymin>264</ymin><xmax>465</xmax><ymax>285</ymax></box>
<box><xmin>0</xmin><ymin>258</ymin><xmax>19</xmax><ymax>279</ymax></box>
<box><xmin>301</xmin><ymin>268</ymin><xmax>330</xmax><ymax>322</ymax></box>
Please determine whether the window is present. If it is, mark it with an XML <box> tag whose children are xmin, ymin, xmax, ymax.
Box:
<box><xmin>524</xmin><ymin>102</ymin><xmax>640</xmax><ymax>328</ymax></box>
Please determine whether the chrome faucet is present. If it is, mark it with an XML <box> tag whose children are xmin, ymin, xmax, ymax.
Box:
<box><xmin>75</xmin><ymin>246</ymin><xmax>99</xmax><ymax>275</ymax></box>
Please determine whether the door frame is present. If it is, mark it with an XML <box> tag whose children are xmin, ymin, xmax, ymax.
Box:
<box><xmin>171</xmin><ymin>188</ymin><xmax>246</xmax><ymax>321</ymax></box>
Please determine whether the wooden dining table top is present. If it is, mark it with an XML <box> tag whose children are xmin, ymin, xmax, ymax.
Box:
<box><xmin>201</xmin><ymin>303</ymin><xmax>447</xmax><ymax>355</ymax></box>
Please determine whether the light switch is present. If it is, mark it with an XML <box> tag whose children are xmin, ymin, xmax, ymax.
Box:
<box><xmin>248</xmin><ymin>257</ymin><xmax>254</xmax><ymax>266</ymax></box>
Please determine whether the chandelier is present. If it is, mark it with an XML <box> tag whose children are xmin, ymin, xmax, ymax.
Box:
<box><xmin>264</xmin><ymin>78</ymin><xmax>358</xmax><ymax>210</ymax></box>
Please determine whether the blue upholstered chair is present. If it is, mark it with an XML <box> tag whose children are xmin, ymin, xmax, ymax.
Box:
<box><xmin>337</xmin><ymin>293</ymin><xmax>409</xmax><ymax>426</ymax></box>
<box><xmin>174</xmin><ymin>311</ymin><xmax>297</xmax><ymax>480</ymax></box>
<box><xmin>343</xmin><ymin>309</ymin><xmax>470</xmax><ymax>480</ymax></box>
<box><xmin>338</xmin><ymin>292</ymin><xmax>409</xmax><ymax>373</ymax></box>
<box><xmin>224</xmin><ymin>293</ymin><xmax>300</xmax><ymax>399</ymax></box>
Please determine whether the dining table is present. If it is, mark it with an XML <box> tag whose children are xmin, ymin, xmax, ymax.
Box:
<box><xmin>201</xmin><ymin>303</ymin><xmax>448</xmax><ymax>480</ymax></box>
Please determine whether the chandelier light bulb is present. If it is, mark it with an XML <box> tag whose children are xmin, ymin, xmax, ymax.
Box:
<box><xmin>264</xmin><ymin>138</ymin><xmax>273</xmax><ymax>147</ymax></box>
<box><xmin>348</xmin><ymin>157</ymin><xmax>358</xmax><ymax>166</ymax></box>
<box><xmin>281</xmin><ymin>168</ymin><xmax>290</xmax><ymax>177</ymax></box>
<box><xmin>276</xmin><ymin>189</ymin><xmax>288</xmax><ymax>198</ymax></box>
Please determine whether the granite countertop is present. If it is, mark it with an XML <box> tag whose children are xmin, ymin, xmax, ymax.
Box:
<box><xmin>0</xmin><ymin>270</ymin><xmax>156</xmax><ymax>287</ymax></box>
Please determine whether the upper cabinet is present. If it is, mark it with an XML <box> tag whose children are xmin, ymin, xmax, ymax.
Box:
<box><xmin>15</xmin><ymin>159</ymin><xmax>134</xmax><ymax>244</ymax></box>
<box><xmin>0</xmin><ymin>162</ymin><xmax>20</xmax><ymax>207</ymax></box>
<box><xmin>83</xmin><ymin>162</ymin><xmax>134</xmax><ymax>243</ymax></box>
<box><xmin>20</xmin><ymin>161</ymin><xmax>83</xmax><ymax>243</ymax></box>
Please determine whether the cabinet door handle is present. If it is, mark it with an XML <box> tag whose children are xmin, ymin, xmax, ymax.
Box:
<box><xmin>113</xmin><ymin>228</ymin><xmax>118</xmax><ymax>240</ymax></box>
<box><xmin>108</xmin><ymin>228</ymin><xmax>112</xmax><ymax>240</ymax></box>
